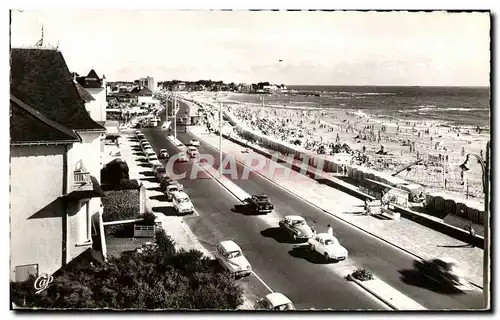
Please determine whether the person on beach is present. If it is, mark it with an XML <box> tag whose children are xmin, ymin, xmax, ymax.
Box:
<box><xmin>464</xmin><ymin>223</ymin><xmax>476</xmax><ymax>247</ymax></box>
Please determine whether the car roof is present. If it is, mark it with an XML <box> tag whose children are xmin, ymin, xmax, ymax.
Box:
<box><xmin>219</xmin><ymin>240</ymin><xmax>242</xmax><ymax>252</ymax></box>
<box><xmin>160</xmin><ymin>149</ymin><xmax>167</xmax><ymax>152</ymax></box>
<box><xmin>188</xmin><ymin>146</ymin><xmax>197</xmax><ymax>150</ymax></box>
<box><xmin>265</xmin><ymin>293</ymin><xmax>292</xmax><ymax>306</ymax></box>
<box><xmin>172</xmin><ymin>191</ymin><xmax>189</xmax><ymax>198</ymax></box>
<box><xmin>284</xmin><ymin>215</ymin><xmax>305</xmax><ymax>221</ymax></box>
<box><xmin>254</xmin><ymin>194</ymin><xmax>268</xmax><ymax>198</ymax></box>
<box><xmin>315</xmin><ymin>233</ymin><xmax>337</xmax><ymax>241</ymax></box>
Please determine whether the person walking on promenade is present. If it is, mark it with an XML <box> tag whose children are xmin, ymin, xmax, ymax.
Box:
<box><xmin>327</xmin><ymin>224</ymin><xmax>333</xmax><ymax>236</ymax></box>
<box><xmin>464</xmin><ymin>223</ymin><xmax>476</xmax><ymax>247</ymax></box>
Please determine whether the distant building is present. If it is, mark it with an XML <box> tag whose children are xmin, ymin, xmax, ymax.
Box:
<box><xmin>263</xmin><ymin>85</ymin><xmax>278</xmax><ymax>93</ymax></box>
<box><xmin>137</xmin><ymin>76</ymin><xmax>156</xmax><ymax>92</ymax></box>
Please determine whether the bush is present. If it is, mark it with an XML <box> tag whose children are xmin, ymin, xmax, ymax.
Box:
<box><xmin>351</xmin><ymin>268</ymin><xmax>374</xmax><ymax>281</ymax></box>
<box><xmin>101</xmin><ymin>159</ymin><xmax>130</xmax><ymax>186</ymax></box>
<box><xmin>11</xmin><ymin>228</ymin><xmax>244</xmax><ymax>310</ymax></box>
<box><xmin>101</xmin><ymin>190</ymin><xmax>140</xmax><ymax>224</ymax></box>
<box><xmin>139</xmin><ymin>210</ymin><xmax>157</xmax><ymax>226</ymax></box>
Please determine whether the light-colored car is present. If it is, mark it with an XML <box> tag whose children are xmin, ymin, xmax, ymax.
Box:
<box><xmin>189</xmin><ymin>139</ymin><xmax>200</xmax><ymax>147</ymax></box>
<box><xmin>308</xmin><ymin>233</ymin><xmax>348</xmax><ymax>262</ymax></box>
<box><xmin>171</xmin><ymin>191</ymin><xmax>194</xmax><ymax>214</ymax></box>
<box><xmin>165</xmin><ymin>184</ymin><xmax>180</xmax><ymax>201</ymax></box>
<box><xmin>176</xmin><ymin>152</ymin><xmax>189</xmax><ymax>162</ymax></box>
<box><xmin>256</xmin><ymin>293</ymin><xmax>295</xmax><ymax>311</ymax></box>
<box><xmin>215</xmin><ymin>240</ymin><xmax>252</xmax><ymax>278</ymax></box>
<box><xmin>159</xmin><ymin>149</ymin><xmax>169</xmax><ymax>159</ymax></box>
<box><xmin>413</xmin><ymin>257</ymin><xmax>471</xmax><ymax>291</ymax></box>
<box><xmin>187</xmin><ymin>146</ymin><xmax>199</xmax><ymax>158</ymax></box>
<box><xmin>279</xmin><ymin>215</ymin><xmax>315</xmax><ymax>240</ymax></box>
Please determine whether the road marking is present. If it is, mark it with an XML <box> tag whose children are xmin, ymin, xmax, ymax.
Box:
<box><xmin>251</xmin><ymin>271</ymin><xmax>274</xmax><ymax>294</ymax></box>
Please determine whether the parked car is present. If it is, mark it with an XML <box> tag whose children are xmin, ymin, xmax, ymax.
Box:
<box><xmin>279</xmin><ymin>215</ymin><xmax>316</xmax><ymax>240</ymax></box>
<box><xmin>171</xmin><ymin>191</ymin><xmax>194</xmax><ymax>214</ymax></box>
<box><xmin>189</xmin><ymin>139</ymin><xmax>200</xmax><ymax>147</ymax></box>
<box><xmin>187</xmin><ymin>146</ymin><xmax>199</xmax><ymax>158</ymax></box>
<box><xmin>413</xmin><ymin>258</ymin><xmax>471</xmax><ymax>291</ymax></box>
<box><xmin>308</xmin><ymin>233</ymin><xmax>348</xmax><ymax>262</ymax></box>
<box><xmin>243</xmin><ymin>194</ymin><xmax>274</xmax><ymax>214</ymax></box>
<box><xmin>256</xmin><ymin>293</ymin><xmax>295</xmax><ymax>311</ymax></box>
<box><xmin>215</xmin><ymin>240</ymin><xmax>252</xmax><ymax>278</ymax></box>
<box><xmin>176</xmin><ymin>152</ymin><xmax>189</xmax><ymax>162</ymax></box>
<box><xmin>154</xmin><ymin>166</ymin><xmax>168</xmax><ymax>181</ymax></box>
<box><xmin>159</xmin><ymin>149</ymin><xmax>170</xmax><ymax>159</ymax></box>
<box><xmin>165</xmin><ymin>184</ymin><xmax>180</xmax><ymax>201</ymax></box>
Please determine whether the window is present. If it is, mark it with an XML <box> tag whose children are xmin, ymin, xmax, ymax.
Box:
<box><xmin>15</xmin><ymin>264</ymin><xmax>38</xmax><ymax>282</ymax></box>
<box><xmin>78</xmin><ymin>201</ymin><xmax>91</xmax><ymax>244</ymax></box>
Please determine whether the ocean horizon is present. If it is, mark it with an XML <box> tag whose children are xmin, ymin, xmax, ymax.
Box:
<box><xmin>228</xmin><ymin>85</ymin><xmax>490</xmax><ymax>128</ymax></box>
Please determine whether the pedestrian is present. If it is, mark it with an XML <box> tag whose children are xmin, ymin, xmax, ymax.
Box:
<box><xmin>327</xmin><ymin>224</ymin><xmax>333</xmax><ymax>236</ymax></box>
<box><xmin>465</xmin><ymin>224</ymin><xmax>476</xmax><ymax>247</ymax></box>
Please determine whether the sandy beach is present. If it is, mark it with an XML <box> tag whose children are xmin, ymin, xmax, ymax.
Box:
<box><xmin>188</xmin><ymin>92</ymin><xmax>488</xmax><ymax>206</ymax></box>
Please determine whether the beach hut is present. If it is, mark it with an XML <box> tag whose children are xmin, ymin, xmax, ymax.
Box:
<box><xmin>455</xmin><ymin>201</ymin><xmax>468</xmax><ymax>218</ymax></box>
<box><xmin>426</xmin><ymin>193</ymin><xmax>436</xmax><ymax>209</ymax></box>
<box><xmin>444</xmin><ymin>198</ymin><xmax>457</xmax><ymax>216</ymax></box>
<box><xmin>433</xmin><ymin>195</ymin><xmax>446</xmax><ymax>217</ymax></box>
<box><xmin>347</xmin><ymin>165</ymin><xmax>355</xmax><ymax>179</ymax></box>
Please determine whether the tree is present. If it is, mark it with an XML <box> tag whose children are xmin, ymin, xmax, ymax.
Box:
<box><xmin>11</xmin><ymin>229</ymin><xmax>244</xmax><ymax>310</ymax></box>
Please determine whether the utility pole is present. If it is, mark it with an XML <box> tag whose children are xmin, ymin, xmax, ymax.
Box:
<box><xmin>219</xmin><ymin>101</ymin><xmax>223</xmax><ymax>177</ymax></box>
<box><xmin>173</xmin><ymin>92</ymin><xmax>177</xmax><ymax>140</ymax></box>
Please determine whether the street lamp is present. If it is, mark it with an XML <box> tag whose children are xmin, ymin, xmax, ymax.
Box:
<box><xmin>459</xmin><ymin>141</ymin><xmax>490</xmax><ymax>309</ymax></box>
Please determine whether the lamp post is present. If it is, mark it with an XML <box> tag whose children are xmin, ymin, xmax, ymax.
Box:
<box><xmin>459</xmin><ymin>140</ymin><xmax>490</xmax><ymax>309</ymax></box>
<box><xmin>173</xmin><ymin>92</ymin><xmax>177</xmax><ymax>140</ymax></box>
<box><xmin>219</xmin><ymin>100</ymin><xmax>223</xmax><ymax>177</ymax></box>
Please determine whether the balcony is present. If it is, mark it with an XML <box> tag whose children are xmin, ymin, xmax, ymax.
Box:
<box><xmin>66</xmin><ymin>171</ymin><xmax>104</xmax><ymax>200</ymax></box>
<box><xmin>74</xmin><ymin>171</ymin><xmax>92</xmax><ymax>186</ymax></box>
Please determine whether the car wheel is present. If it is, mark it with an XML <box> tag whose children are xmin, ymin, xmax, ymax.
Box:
<box><xmin>324</xmin><ymin>253</ymin><xmax>330</xmax><ymax>261</ymax></box>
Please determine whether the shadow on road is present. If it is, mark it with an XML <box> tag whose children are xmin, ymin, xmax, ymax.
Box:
<box><xmin>136</xmin><ymin>158</ymin><xmax>149</xmax><ymax>163</ymax></box>
<box><xmin>436</xmin><ymin>244</ymin><xmax>471</xmax><ymax>248</ymax></box>
<box><xmin>147</xmin><ymin>186</ymin><xmax>163</xmax><ymax>192</ymax></box>
<box><xmin>140</xmin><ymin>177</ymin><xmax>158</xmax><ymax>183</ymax></box>
<box><xmin>288</xmin><ymin>245</ymin><xmax>332</xmax><ymax>264</ymax></box>
<box><xmin>152</xmin><ymin>206</ymin><xmax>184</xmax><ymax>216</ymax></box>
<box><xmin>138</xmin><ymin>163</ymin><xmax>152</xmax><ymax>168</ymax></box>
<box><xmin>149</xmin><ymin>194</ymin><xmax>168</xmax><ymax>202</ymax></box>
<box><xmin>132</xmin><ymin>147</ymin><xmax>143</xmax><ymax>152</ymax></box>
<box><xmin>133</xmin><ymin>152</ymin><xmax>144</xmax><ymax>157</ymax></box>
<box><xmin>231</xmin><ymin>204</ymin><xmax>262</xmax><ymax>216</ymax></box>
<box><xmin>260</xmin><ymin>227</ymin><xmax>292</xmax><ymax>244</ymax></box>
<box><xmin>398</xmin><ymin>269</ymin><xmax>463</xmax><ymax>294</ymax></box>
<box><xmin>139</xmin><ymin>171</ymin><xmax>155</xmax><ymax>177</ymax></box>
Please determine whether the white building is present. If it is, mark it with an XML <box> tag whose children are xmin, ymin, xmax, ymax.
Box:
<box><xmin>138</xmin><ymin>76</ymin><xmax>156</xmax><ymax>92</ymax></box>
<box><xmin>10</xmin><ymin>48</ymin><xmax>106</xmax><ymax>281</ymax></box>
<box><xmin>76</xmin><ymin>69</ymin><xmax>108</xmax><ymax>124</ymax></box>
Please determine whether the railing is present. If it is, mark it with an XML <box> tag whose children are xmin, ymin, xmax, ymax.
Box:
<box><xmin>74</xmin><ymin>171</ymin><xmax>91</xmax><ymax>185</ymax></box>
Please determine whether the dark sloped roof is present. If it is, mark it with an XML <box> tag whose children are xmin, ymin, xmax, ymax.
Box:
<box><xmin>138</xmin><ymin>87</ymin><xmax>153</xmax><ymax>96</ymax></box>
<box><xmin>75</xmin><ymin>81</ymin><xmax>96</xmax><ymax>102</ymax></box>
<box><xmin>10</xmin><ymin>48</ymin><xmax>104</xmax><ymax>131</ymax></box>
<box><xmin>10</xmin><ymin>95</ymin><xmax>81</xmax><ymax>144</ymax></box>
<box><xmin>76</xmin><ymin>69</ymin><xmax>103</xmax><ymax>89</ymax></box>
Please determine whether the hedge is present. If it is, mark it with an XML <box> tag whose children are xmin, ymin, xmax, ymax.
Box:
<box><xmin>101</xmin><ymin>189</ymin><xmax>140</xmax><ymax>223</ymax></box>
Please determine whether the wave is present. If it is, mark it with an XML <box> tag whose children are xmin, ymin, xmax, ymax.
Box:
<box><xmin>416</xmin><ymin>105</ymin><xmax>489</xmax><ymax>112</ymax></box>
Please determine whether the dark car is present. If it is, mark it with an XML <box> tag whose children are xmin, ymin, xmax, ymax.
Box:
<box><xmin>413</xmin><ymin>258</ymin><xmax>471</xmax><ymax>291</ymax></box>
<box><xmin>244</xmin><ymin>194</ymin><xmax>274</xmax><ymax>214</ymax></box>
<box><xmin>154</xmin><ymin>166</ymin><xmax>168</xmax><ymax>181</ymax></box>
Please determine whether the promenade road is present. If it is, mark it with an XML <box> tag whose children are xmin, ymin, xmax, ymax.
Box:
<box><xmin>140</xmin><ymin>101</ymin><xmax>483</xmax><ymax>310</ymax></box>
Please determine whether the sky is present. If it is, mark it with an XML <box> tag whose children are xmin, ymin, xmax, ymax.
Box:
<box><xmin>10</xmin><ymin>9</ymin><xmax>491</xmax><ymax>86</ymax></box>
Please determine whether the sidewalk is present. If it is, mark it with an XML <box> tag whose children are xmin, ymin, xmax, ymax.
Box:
<box><xmin>119</xmin><ymin>133</ymin><xmax>254</xmax><ymax>310</ymax></box>
<box><xmin>189</xmin><ymin>126</ymin><xmax>484</xmax><ymax>287</ymax></box>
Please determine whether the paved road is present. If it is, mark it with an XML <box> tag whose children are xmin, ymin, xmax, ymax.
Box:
<box><xmin>141</xmin><ymin>101</ymin><xmax>483</xmax><ymax>310</ymax></box>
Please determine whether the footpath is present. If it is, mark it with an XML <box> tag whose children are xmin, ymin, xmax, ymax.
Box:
<box><xmin>188</xmin><ymin>126</ymin><xmax>484</xmax><ymax>287</ymax></box>
<box><xmin>118</xmin><ymin>132</ymin><xmax>254</xmax><ymax>310</ymax></box>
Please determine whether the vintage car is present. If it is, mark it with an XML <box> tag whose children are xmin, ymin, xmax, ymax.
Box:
<box><xmin>160</xmin><ymin>177</ymin><xmax>184</xmax><ymax>192</ymax></box>
<box><xmin>278</xmin><ymin>215</ymin><xmax>316</xmax><ymax>240</ymax></box>
<box><xmin>308</xmin><ymin>233</ymin><xmax>348</xmax><ymax>262</ymax></box>
<box><xmin>159</xmin><ymin>149</ymin><xmax>170</xmax><ymax>159</ymax></box>
<box><xmin>187</xmin><ymin>146</ymin><xmax>199</xmax><ymax>158</ymax></box>
<box><xmin>256</xmin><ymin>293</ymin><xmax>295</xmax><ymax>311</ymax></box>
<box><xmin>244</xmin><ymin>194</ymin><xmax>274</xmax><ymax>214</ymax></box>
<box><xmin>154</xmin><ymin>166</ymin><xmax>168</xmax><ymax>181</ymax></box>
<box><xmin>413</xmin><ymin>258</ymin><xmax>471</xmax><ymax>291</ymax></box>
<box><xmin>176</xmin><ymin>152</ymin><xmax>189</xmax><ymax>162</ymax></box>
<box><xmin>189</xmin><ymin>139</ymin><xmax>200</xmax><ymax>147</ymax></box>
<box><xmin>215</xmin><ymin>240</ymin><xmax>252</xmax><ymax>278</ymax></box>
<box><xmin>171</xmin><ymin>191</ymin><xmax>195</xmax><ymax>215</ymax></box>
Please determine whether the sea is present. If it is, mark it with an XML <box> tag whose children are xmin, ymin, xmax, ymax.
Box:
<box><xmin>228</xmin><ymin>86</ymin><xmax>490</xmax><ymax>129</ymax></box>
